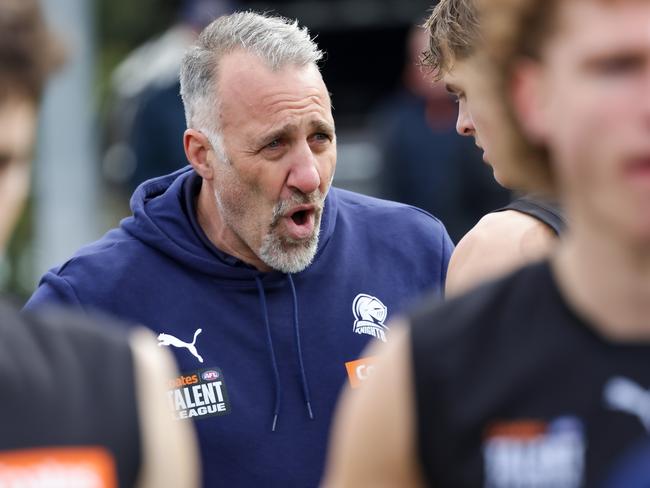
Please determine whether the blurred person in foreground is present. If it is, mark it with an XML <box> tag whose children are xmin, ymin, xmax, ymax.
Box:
<box><xmin>373</xmin><ymin>25</ymin><xmax>509</xmax><ymax>243</ymax></box>
<box><xmin>423</xmin><ymin>0</ymin><xmax>566</xmax><ymax>296</ymax></box>
<box><xmin>324</xmin><ymin>0</ymin><xmax>650</xmax><ymax>486</ymax></box>
<box><xmin>0</xmin><ymin>1</ymin><xmax>199</xmax><ymax>486</ymax></box>
<box><xmin>25</xmin><ymin>11</ymin><xmax>453</xmax><ymax>487</ymax></box>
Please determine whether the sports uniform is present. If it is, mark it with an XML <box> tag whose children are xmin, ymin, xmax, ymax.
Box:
<box><xmin>25</xmin><ymin>166</ymin><xmax>453</xmax><ymax>487</ymax></box>
<box><xmin>1</xmin><ymin>301</ymin><xmax>140</xmax><ymax>486</ymax></box>
<box><xmin>2</xmin><ymin>301</ymin><xmax>199</xmax><ymax>487</ymax></box>
<box><xmin>494</xmin><ymin>196</ymin><xmax>566</xmax><ymax>236</ymax></box>
<box><xmin>410</xmin><ymin>261</ymin><xmax>650</xmax><ymax>487</ymax></box>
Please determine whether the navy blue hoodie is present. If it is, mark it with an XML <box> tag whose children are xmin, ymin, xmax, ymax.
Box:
<box><xmin>25</xmin><ymin>167</ymin><xmax>453</xmax><ymax>487</ymax></box>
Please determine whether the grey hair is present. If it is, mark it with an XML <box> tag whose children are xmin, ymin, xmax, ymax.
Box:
<box><xmin>180</xmin><ymin>11</ymin><xmax>324</xmax><ymax>159</ymax></box>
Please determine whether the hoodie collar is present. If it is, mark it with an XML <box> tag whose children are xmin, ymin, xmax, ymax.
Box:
<box><xmin>121</xmin><ymin>166</ymin><xmax>337</xmax><ymax>282</ymax></box>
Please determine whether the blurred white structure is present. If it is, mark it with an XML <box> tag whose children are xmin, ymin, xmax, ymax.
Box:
<box><xmin>34</xmin><ymin>0</ymin><xmax>100</xmax><ymax>282</ymax></box>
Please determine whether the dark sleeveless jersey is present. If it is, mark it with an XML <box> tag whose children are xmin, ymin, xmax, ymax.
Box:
<box><xmin>410</xmin><ymin>261</ymin><xmax>650</xmax><ymax>487</ymax></box>
<box><xmin>494</xmin><ymin>196</ymin><xmax>566</xmax><ymax>236</ymax></box>
<box><xmin>0</xmin><ymin>301</ymin><xmax>141</xmax><ymax>487</ymax></box>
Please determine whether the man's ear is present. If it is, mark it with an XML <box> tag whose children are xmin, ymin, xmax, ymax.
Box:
<box><xmin>511</xmin><ymin>59</ymin><xmax>549</xmax><ymax>144</ymax></box>
<box><xmin>184</xmin><ymin>129</ymin><xmax>214</xmax><ymax>180</ymax></box>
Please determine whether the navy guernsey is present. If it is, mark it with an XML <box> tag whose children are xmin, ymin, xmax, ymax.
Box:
<box><xmin>25</xmin><ymin>166</ymin><xmax>453</xmax><ymax>487</ymax></box>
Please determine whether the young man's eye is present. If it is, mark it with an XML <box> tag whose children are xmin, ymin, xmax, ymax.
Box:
<box><xmin>593</xmin><ymin>55</ymin><xmax>642</xmax><ymax>75</ymax></box>
<box><xmin>0</xmin><ymin>153</ymin><xmax>12</xmax><ymax>171</ymax></box>
<box><xmin>448</xmin><ymin>92</ymin><xmax>464</xmax><ymax>104</ymax></box>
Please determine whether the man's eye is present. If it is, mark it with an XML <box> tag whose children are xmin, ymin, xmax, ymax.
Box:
<box><xmin>314</xmin><ymin>133</ymin><xmax>331</xmax><ymax>141</ymax></box>
<box><xmin>266</xmin><ymin>139</ymin><xmax>281</xmax><ymax>149</ymax></box>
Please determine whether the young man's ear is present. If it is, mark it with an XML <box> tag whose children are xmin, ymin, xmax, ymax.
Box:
<box><xmin>184</xmin><ymin>129</ymin><xmax>214</xmax><ymax>180</ymax></box>
<box><xmin>511</xmin><ymin>59</ymin><xmax>549</xmax><ymax>144</ymax></box>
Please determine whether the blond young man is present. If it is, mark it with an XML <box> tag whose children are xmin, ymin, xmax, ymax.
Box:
<box><xmin>324</xmin><ymin>0</ymin><xmax>650</xmax><ymax>486</ymax></box>
<box><xmin>423</xmin><ymin>0</ymin><xmax>565</xmax><ymax>296</ymax></box>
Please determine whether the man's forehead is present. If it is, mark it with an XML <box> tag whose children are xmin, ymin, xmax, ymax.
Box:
<box><xmin>218</xmin><ymin>51</ymin><xmax>326</xmax><ymax>98</ymax></box>
<box><xmin>218</xmin><ymin>55</ymin><xmax>332</xmax><ymax>130</ymax></box>
<box><xmin>548</xmin><ymin>0</ymin><xmax>650</xmax><ymax>47</ymax></box>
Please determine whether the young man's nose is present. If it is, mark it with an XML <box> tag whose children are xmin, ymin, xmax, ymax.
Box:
<box><xmin>456</xmin><ymin>106</ymin><xmax>475</xmax><ymax>137</ymax></box>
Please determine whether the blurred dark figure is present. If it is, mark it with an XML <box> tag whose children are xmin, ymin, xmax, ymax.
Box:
<box><xmin>0</xmin><ymin>1</ymin><xmax>199</xmax><ymax>485</ymax></box>
<box><xmin>103</xmin><ymin>0</ymin><xmax>237</xmax><ymax>191</ymax></box>
<box><xmin>372</xmin><ymin>25</ymin><xmax>509</xmax><ymax>242</ymax></box>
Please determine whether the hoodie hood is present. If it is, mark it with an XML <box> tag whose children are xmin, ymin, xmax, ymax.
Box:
<box><xmin>120</xmin><ymin>166</ymin><xmax>338</xmax><ymax>284</ymax></box>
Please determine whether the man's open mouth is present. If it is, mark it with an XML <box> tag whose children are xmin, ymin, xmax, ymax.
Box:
<box><xmin>290</xmin><ymin>208</ymin><xmax>310</xmax><ymax>226</ymax></box>
<box><xmin>283</xmin><ymin>206</ymin><xmax>317</xmax><ymax>240</ymax></box>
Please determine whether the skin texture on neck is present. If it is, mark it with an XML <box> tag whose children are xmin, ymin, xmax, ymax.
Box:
<box><xmin>554</xmin><ymin>220</ymin><xmax>650</xmax><ymax>342</ymax></box>
<box><xmin>196</xmin><ymin>177</ymin><xmax>273</xmax><ymax>271</ymax></box>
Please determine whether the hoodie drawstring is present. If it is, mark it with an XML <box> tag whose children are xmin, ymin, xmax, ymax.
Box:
<box><xmin>287</xmin><ymin>274</ymin><xmax>314</xmax><ymax>421</ymax></box>
<box><xmin>255</xmin><ymin>276</ymin><xmax>282</xmax><ymax>432</ymax></box>
<box><xmin>255</xmin><ymin>274</ymin><xmax>315</xmax><ymax>432</ymax></box>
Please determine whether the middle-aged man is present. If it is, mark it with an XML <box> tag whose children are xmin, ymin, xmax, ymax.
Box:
<box><xmin>325</xmin><ymin>0</ymin><xmax>650</xmax><ymax>486</ymax></box>
<box><xmin>423</xmin><ymin>0</ymin><xmax>566</xmax><ymax>297</ymax></box>
<box><xmin>25</xmin><ymin>11</ymin><xmax>453</xmax><ymax>487</ymax></box>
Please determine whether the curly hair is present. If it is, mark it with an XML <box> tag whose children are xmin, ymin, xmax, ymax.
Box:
<box><xmin>0</xmin><ymin>0</ymin><xmax>65</xmax><ymax>103</ymax></box>
<box><xmin>421</xmin><ymin>0</ymin><xmax>482</xmax><ymax>80</ymax></box>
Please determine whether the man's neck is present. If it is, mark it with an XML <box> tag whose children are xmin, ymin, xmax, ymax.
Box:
<box><xmin>196</xmin><ymin>180</ymin><xmax>272</xmax><ymax>272</ymax></box>
<box><xmin>553</xmin><ymin>220</ymin><xmax>650</xmax><ymax>342</ymax></box>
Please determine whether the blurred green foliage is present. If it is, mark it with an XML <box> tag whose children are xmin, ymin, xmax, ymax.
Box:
<box><xmin>97</xmin><ymin>0</ymin><xmax>179</xmax><ymax>112</ymax></box>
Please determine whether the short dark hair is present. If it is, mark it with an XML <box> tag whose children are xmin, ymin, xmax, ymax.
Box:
<box><xmin>0</xmin><ymin>0</ymin><xmax>65</xmax><ymax>103</ymax></box>
<box><xmin>421</xmin><ymin>0</ymin><xmax>481</xmax><ymax>79</ymax></box>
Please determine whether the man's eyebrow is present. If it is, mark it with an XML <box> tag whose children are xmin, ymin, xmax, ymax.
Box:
<box><xmin>310</xmin><ymin>120</ymin><xmax>335</xmax><ymax>134</ymax></box>
<box><xmin>258</xmin><ymin>124</ymin><xmax>298</xmax><ymax>145</ymax></box>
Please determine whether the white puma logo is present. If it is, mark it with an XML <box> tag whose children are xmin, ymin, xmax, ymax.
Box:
<box><xmin>604</xmin><ymin>376</ymin><xmax>650</xmax><ymax>432</ymax></box>
<box><xmin>157</xmin><ymin>328</ymin><xmax>203</xmax><ymax>363</ymax></box>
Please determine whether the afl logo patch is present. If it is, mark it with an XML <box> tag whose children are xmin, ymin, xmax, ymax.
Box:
<box><xmin>201</xmin><ymin>370</ymin><xmax>219</xmax><ymax>381</ymax></box>
<box><xmin>352</xmin><ymin>293</ymin><xmax>389</xmax><ymax>342</ymax></box>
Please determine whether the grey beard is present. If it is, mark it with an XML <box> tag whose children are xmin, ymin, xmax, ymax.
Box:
<box><xmin>258</xmin><ymin>227</ymin><xmax>320</xmax><ymax>274</ymax></box>
<box><xmin>258</xmin><ymin>191</ymin><xmax>324</xmax><ymax>274</ymax></box>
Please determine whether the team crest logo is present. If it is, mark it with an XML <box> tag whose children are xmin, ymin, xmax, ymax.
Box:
<box><xmin>352</xmin><ymin>294</ymin><xmax>389</xmax><ymax>342</ymax></box>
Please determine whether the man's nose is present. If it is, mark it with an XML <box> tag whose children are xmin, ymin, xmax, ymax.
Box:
<box><xmin>286</xmin><ymin>142</ymin><xmax>321</xmax><ymax>195</ymax></box>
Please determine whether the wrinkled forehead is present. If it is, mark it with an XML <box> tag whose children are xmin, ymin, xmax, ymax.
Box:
<box><xmin>217</xmin><ymin>51</ymin><xmax>333</xmax><ymax>126</ymax></box>
<box><xmin>219</xmin><ymin>51</ymin><xmax>328</xmax><ymax>99</ymax></box>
